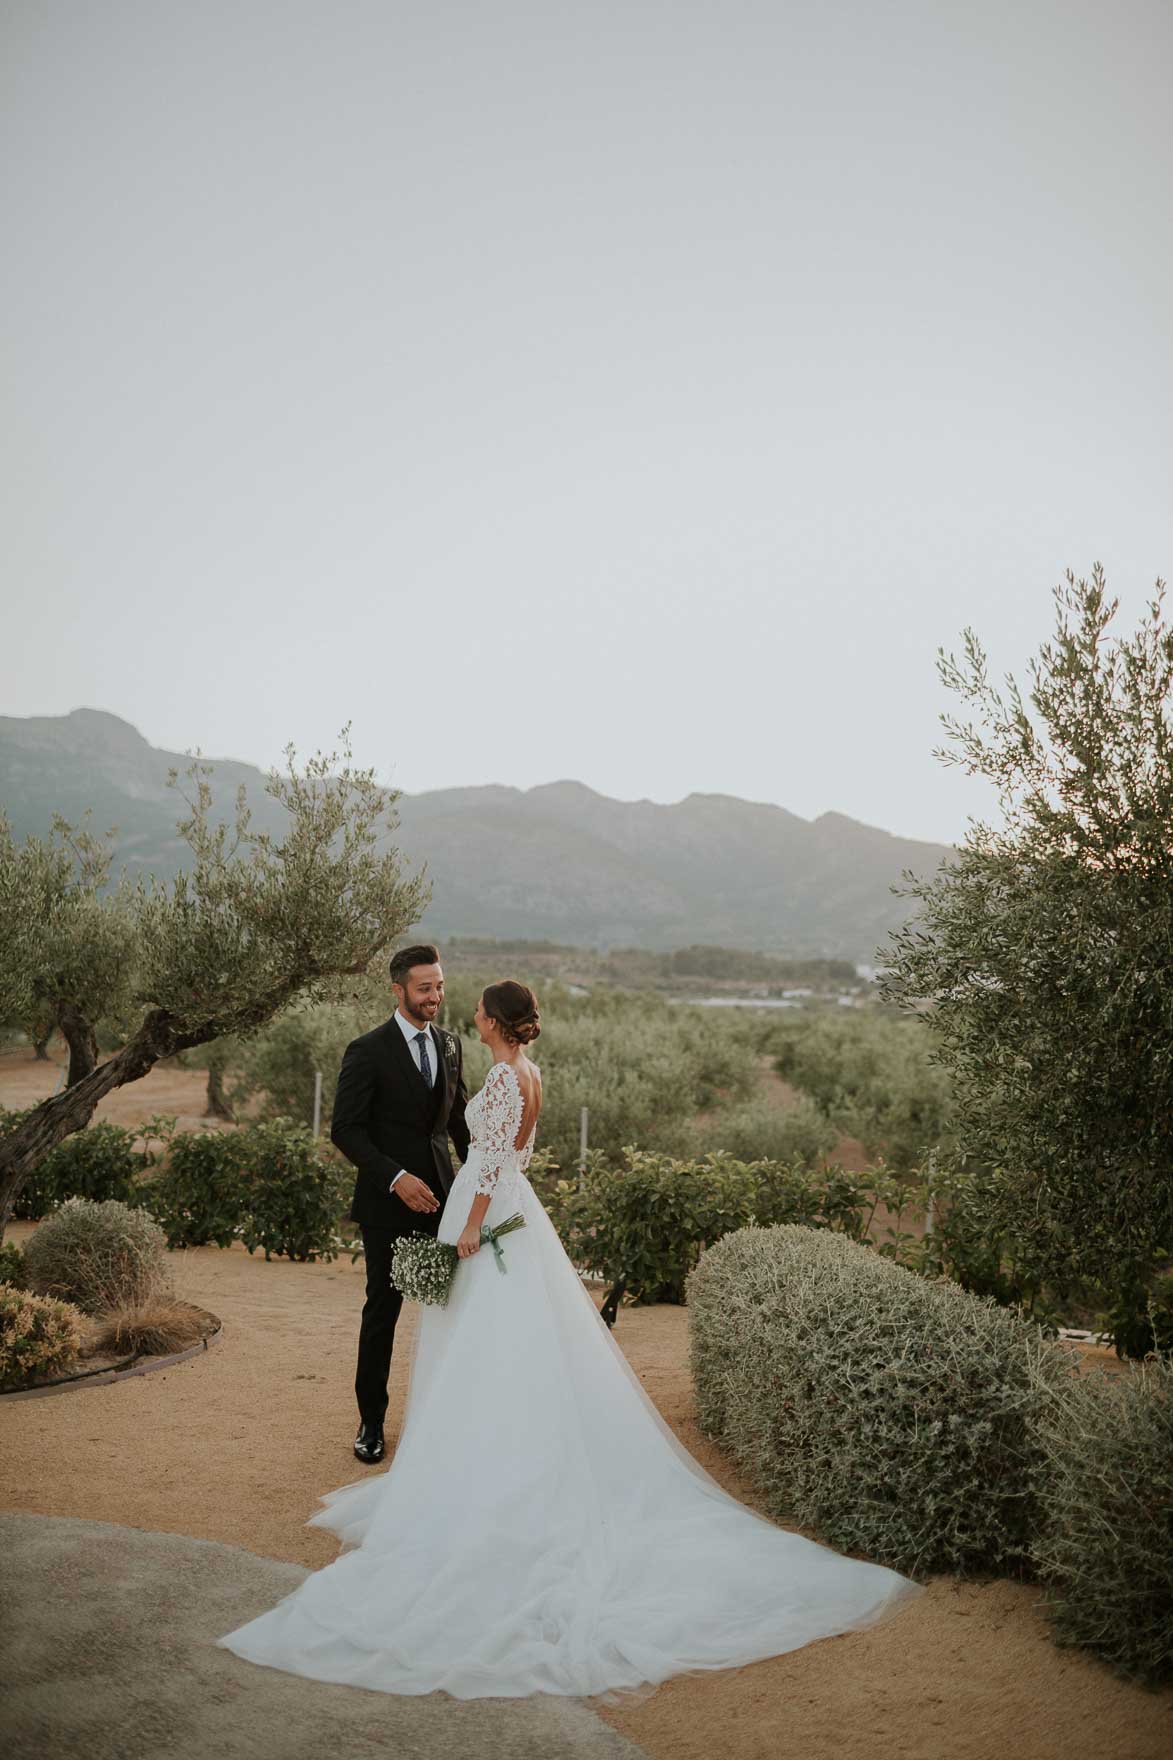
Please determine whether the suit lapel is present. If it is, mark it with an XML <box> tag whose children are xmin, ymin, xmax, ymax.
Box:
<box><xmin>432</xmin><ymin>1026</ymin><xmax>450</xmax><ymax>1118</ymax></box>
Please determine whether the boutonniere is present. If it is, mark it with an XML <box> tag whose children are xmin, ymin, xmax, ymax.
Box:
<box><xmin>441</xmin><ymin>1031</ymin><xmax>458</xmax><ymax>1064</ymax></box>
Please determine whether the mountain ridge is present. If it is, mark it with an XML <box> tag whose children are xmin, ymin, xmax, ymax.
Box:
<box><xmin>0</xmin><ymin>708</ymin><xmax>954</xmax><ymax>961</ymax></box>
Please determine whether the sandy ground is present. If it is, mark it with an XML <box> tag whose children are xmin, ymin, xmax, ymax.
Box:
<box><xmin>0</xmin><ymin>1049</ymin><xmax>220</xmax><ymax>1136</ymax></box>
<box><xmin>1</xmin><ymin>1218</ymin><xmax>1167</xmax><ymax>1760</ymax></box>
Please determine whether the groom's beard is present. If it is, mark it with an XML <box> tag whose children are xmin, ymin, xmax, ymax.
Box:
<box><xmin>406</xmin><ymin>998</ymin><xmax>441</xmax><ymax>1024</ymax></box>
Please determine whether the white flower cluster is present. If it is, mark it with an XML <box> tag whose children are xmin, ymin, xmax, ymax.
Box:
<box><xmin>390</xmin><ymin>1235</ymin><xmax>459</xmax><ymax>1307</ymax></box>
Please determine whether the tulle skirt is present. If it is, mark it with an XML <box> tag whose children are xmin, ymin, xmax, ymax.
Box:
<box><xmin>217</xmin><ymin>1154</ymin><xmax>924</xmax><ymax>1697</ymax></box>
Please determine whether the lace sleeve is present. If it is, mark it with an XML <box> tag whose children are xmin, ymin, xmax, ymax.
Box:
<box><xmin>473</xmin><ymin>1063</ymin><xmax>524</xmax><ymax>1197</ymax></box>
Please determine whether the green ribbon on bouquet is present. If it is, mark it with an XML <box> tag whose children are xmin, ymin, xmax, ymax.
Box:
<box><xmin>479</xmin><ymin>1211</ymin><xmax>527</xmax><ymax>1274</ymax></box>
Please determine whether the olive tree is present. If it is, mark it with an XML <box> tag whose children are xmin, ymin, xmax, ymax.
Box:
<box><xmin>881</xmin><ymin>566</ymin><xmax>1173</xmax><ymax>1354</ymax></box>
<box><xmin>0</xmin><ymin>736</ymin><xmax>427</xmax><ymax>1235</ymax></box>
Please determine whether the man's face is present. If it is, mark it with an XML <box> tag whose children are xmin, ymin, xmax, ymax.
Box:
<box><xmin>395</xmin><ymin>963</ymin><xmax>444</xmax><ymax>1024</ymax></box>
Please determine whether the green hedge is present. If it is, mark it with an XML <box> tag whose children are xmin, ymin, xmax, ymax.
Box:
<box><xmin>234</xmin><ymin>1118</ymin><xmax>353</xmax><ymax>1263</ymax></box>
<box><xmin>147</xmin><ymin>1130</ymin><xmax>249</xmax><ymax>1249</ymax></box>
<box><xmin>688</xmin><ymin>1223</ymin><xmax>1071</xmax><ymax>1579</ymax></box>
<box><xmin>543</xmin><ymin>1148</ymin><xmax>915</xmax><ymax>1303</ymax></box>
<box><xmin>142</xmin><ymin>1120</ymin><xmax>353</xmax><ymax>1262</ymax></box>
<box><xmin>9</xmin><ymin>1120</ymin><xmax>149</xmax><ymax>1218</ymax></box>
<box><xmin>1031</xmin><ymin>1353</ymin><xmax>1173</xmax><ymax>1685</ymax></box>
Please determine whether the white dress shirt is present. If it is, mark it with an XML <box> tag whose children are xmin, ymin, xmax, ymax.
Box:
<box><xmin>390</xmin><ymin>1011</ymin><xmax>440</xmax><ymax>1189</ymax></box>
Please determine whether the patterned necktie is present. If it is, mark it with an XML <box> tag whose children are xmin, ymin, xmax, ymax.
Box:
<box><xmin>414</xmin><ymin>1030</ymin><xmax>434</xmax><ymax>1087</ymax></box>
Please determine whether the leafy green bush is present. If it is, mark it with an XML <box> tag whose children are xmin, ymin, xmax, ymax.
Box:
<box><xmin>688</xmin><ymin>1223</ymin><xmax>1072</xmax><ymax>1579</ymax></box>
<box><xmin>544</xmin><ymin>1149</ymin><xmax>918</xmax><ymax>1303</ymax></box>
<box><xmin>11</xmin><ymin>1121</ymin><xmax>148</xmax><ymax>1219</ymax></box>
<box><xmin>548</xmin><ymin>1148</ymin><xmax>758</xmax><ymax>1301</ymax></box>
<box><xmin>24</xmin><ymin>1198</ymin><xmax>171</xmax><ymax>1314</ymax></box>
<box><xmin>235</xmin><ymin>1118</ymin><xmax>352</xmax><ymax>1262</ymax></box>
<box><xmin>1030</xmin><ymin>1354</ymin><xmax>1173</xmax><ymax>1685</ymax></box>
<box><xmin>0</xmin><ymin>1240</ymin><xmax>26</xmax><ymax>1288</ymax></box>
<box><xmin>0</xmin><ymin>1284</ymin><xmax>84</xmax><ymax>1390</ymax></box>
<box><xmin>147</xmin><ymin>1129</ymin><xmax>248</xmax><ymax>1248</ymax></box>
<box><xmin>905</xmin><ymin>1163</ymin><xmax>1062</xmax><ymax>1323</ymax></box>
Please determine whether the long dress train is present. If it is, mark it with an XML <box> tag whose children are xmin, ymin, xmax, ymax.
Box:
<box><xmin>218</xmin><ymin>1061</ymin><xmax>924</xmax><ymax>1697</ymax></box>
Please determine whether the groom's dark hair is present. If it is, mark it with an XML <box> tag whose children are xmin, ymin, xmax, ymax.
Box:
<box><xmin>389</xmin><ymin>944</ymin><xmax>441</xmax><ymax>985</ymax></box>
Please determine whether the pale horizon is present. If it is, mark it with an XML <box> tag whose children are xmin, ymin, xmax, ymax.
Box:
<box><xmin>3</xmin><ymin>2</ymin><xmax>1170</xmax><ymax>847</ymax></box>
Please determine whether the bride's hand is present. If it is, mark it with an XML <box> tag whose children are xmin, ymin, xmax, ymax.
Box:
<box><xmin>456</xmin><ymin>1223</ymin><xmax>482</xmax><ymax>1259</ymax></box>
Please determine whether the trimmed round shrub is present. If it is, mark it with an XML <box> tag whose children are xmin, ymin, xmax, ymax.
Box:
<box><xmin>12</xmin><ymin>1121</ymin><xmax>146</xmax><ymax>1220</ymax></box>
<box><xmin>24</xmin><ymin>1198</ymin><xmax>171</xmax><ymax>1315</ymax></box>
<box><xmin>1031</xmin><ymin>1353</ymin><xmax>1173</xmax><ymax>1685</ymax></box>
<box><xmin>147</xmin><ymin>1130</ymin><xmax>248</xmax><ymax>1248</ymax></box>
<box><xmin>0</xmin><ymin>1240</ymin><xmax>27</xmax><ymax>1289</ymax></box>
<box><xmin>688</xmin><ymin>1223</ymin><xmax>1073</xmax><ymax>1580</ymax></box>
<box><xmin>0</xmin><ymin>1285</ymin><xmax>84</xmax><ymax>1390</ymax></box>
<box><xmin>235</xmin><ymin>1119</ymin><xmax>352</xmax><ymax>1262</ymax></box>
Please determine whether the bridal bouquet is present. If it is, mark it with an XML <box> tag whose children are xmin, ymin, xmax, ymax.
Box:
<box><xmin>390</xmin><ymin>1214</ymin><xmax>527</xmax><ymax>1307</ymax></box>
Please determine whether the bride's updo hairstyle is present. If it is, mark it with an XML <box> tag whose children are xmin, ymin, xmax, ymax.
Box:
<box><xmin>482</xmin><ymin>979</ymin><xmax>541</xmax><ymax>1046</ymax></box>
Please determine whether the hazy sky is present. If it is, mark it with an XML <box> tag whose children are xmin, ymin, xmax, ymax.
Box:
<box><xmin>3</xmin><ymin>1</ymin><xmax>1170</xmax><ymax>845</ymax></box>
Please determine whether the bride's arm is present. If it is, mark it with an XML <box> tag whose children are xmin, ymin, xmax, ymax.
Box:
<box><xmin>456</xmin><ymin>1193</ymin><xmax>491</xmax><ymax>1258</ymax></box>
<box><xmin>457</xmin><ymin>1064</ymin><xmax>523</xmax><ymax>1257</ymax></box>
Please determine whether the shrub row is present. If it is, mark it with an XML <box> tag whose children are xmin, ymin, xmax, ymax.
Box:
<box><xmin>538</xmin><ymin>1147</ymin><xmax>915</xmax><ymax>1303</ymax></box>
<box><xmin>5</xmin><ymin>1115</ymin><xmax>355</xmax><ymax>1265</ymax></box>
<box><xmin>688</xmin><ymin>1224</ymin><xmax>1172</xmax><ymax>1687</ymax></box>
<box><xmin>147</xmin><ymin>1119</ymin><xmax>353</xmax><ymax>1262</ymax></box>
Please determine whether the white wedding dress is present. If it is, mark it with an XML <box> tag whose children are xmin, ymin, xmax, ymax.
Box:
<box><xmin>218</xmin><ymin>1061</ymin><xmax>924</xmax><ymax>1698</ymax></box>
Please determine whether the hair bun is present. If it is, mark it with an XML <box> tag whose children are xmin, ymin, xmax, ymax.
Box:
<box><xmin>482</xmin><ymin>979</ymin><xmax>541</xmax><ymax>1046</ymax></box>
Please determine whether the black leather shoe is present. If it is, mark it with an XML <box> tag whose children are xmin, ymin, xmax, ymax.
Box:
<box><xmin>354</xmin><ymin>1421</ymin><xmax>385</xmax><ymax>1464</ymax></box>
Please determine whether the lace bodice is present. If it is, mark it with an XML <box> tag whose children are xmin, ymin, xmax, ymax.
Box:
<box><xmin>466</xmin><ymin>1062</ymin><xmax>537</xmax><ymax>1198</ymax></box>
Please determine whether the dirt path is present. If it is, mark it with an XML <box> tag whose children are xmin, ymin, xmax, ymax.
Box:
<box><xmin>1</xmin><ymin>1221</ymin><xmax>1166</xmax><ymax>1760</ymax></box>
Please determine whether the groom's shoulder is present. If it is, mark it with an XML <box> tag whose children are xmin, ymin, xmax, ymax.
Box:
<box><xmin>347</xmin><ymin>1018</ymin><xmax>397</xmax><ymax>1055</ymax></box>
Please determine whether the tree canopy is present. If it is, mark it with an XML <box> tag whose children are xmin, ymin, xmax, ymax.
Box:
<box><xmin>0</xmin><ymin>735</ymin><xmax>428</xmax><ymax>1233</ymax></box>
<box><xmin>881</xmin><ymin>566</ymin><xmax>1173</xmax><ymax>1350</ymax></box>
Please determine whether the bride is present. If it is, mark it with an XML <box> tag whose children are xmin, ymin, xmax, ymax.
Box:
<box><xmin>218</xmin><ymin>979</ymin><xmax>924</xmax><ymax>1698</ymax></box>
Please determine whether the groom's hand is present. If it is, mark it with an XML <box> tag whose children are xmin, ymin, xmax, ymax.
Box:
<box><xmin>395</xmin><ymin>1173</ymin><xmax>439</xmax><ymax>1214</ymax></box>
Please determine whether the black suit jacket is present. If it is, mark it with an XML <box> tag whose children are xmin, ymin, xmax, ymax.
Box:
<box><xmin>330</xmin><ymin>1017</ymin><xmax>471</xmax><ymax>1233</ymax></box>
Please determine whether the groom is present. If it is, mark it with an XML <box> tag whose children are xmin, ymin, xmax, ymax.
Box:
<box><xmin>331</xmin><ymin>943</ymin><xmax>470</xmax><ymax>1464</ymax></box>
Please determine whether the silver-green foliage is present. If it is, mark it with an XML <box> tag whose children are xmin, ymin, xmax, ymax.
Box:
<box><xmin>686</xmin><ymin>1092</ymin><xmax>836</xmax><ymax>1167</ymax></box>
<box><xmin>770</xmin><ymin>1008</ymin><xmax>956</xmax><ymax>1173</ymax></box>
<box><xmin>0</xmin><ymin>735</ymin><xmax>427</xmax><ymax>1230</ymax></box>
<box><xmin>1030</xmin><ymin>1353</ymin><xmax>1173</xmax><ymax>1685</ymax></box>
<box><xmin>24</xmin><ymin>1197</ymin><xmax>171</xmax><ymax>1314</ymax></box>
<box><xmin>881</xmin><ymin>568</ymin><xmax>1173</xmax><ymax>1349</ymax></box>
<box><xmin>688</xmin><ymin>1224</ymin><xmax>1072</xmax><ymax>1578</ymax></box>
<box><xmin>226</xmin><ymin>1000</ymin><xmax>372</xmax><ymax>1127</ymax></box>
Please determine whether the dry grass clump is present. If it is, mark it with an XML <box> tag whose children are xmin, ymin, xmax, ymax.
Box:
<box><xmin>24</xmin><ymin>1198</ymin><xmax>171</xmax><ymax>1315</ymax></box>
<box><xmin>89</xmin><ymin>1298</ymin><xmax>208</xmax><ymax>1358</ymax></box>
<box><xmin>0</xmin><ymin>1285</ymin><xmax>84</xmax><ymax>1390</ymax></box>
<box><xmin>688</xmin><ymin>1222</ymin><xmax>1072</xmax><ymax>1581</ymax></box>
